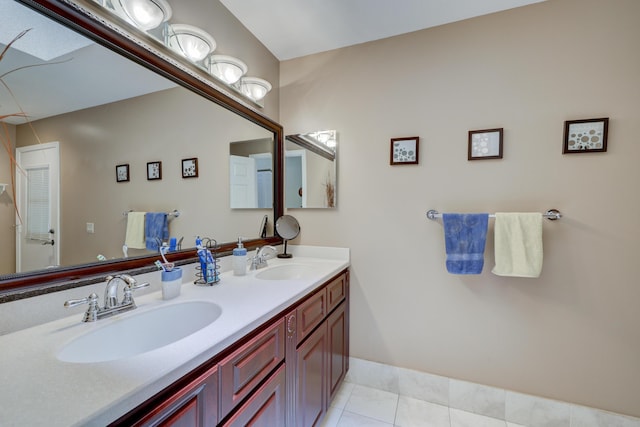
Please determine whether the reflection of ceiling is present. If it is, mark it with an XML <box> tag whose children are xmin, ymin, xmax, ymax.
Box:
<box><xmin>0</xmin><ymin>0</ymin><xmax>176</xmax><ymax>124</ymax></box>
<box><xmin>0</xmin><ymin>0</ymin><xmax>92</xmax><ymax>60</ymax></box>
<box><xmin>220</xmin><ymin>0</ymin><xmax>547</xmax><ymax>60</ymax></box>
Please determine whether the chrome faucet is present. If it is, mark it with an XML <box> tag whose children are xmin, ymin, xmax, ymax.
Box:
<box><xmin>64</xmin><ymin>274</ymin><xmax>149</xmax><ymax>322</ymax></box>
<box><xmin>250</xmin><ymin>245</ymin><xmax>277</xmax><ymax>270</ymax></box>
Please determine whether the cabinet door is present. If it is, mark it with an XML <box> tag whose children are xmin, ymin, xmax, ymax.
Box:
<box><xmin>133</xmin><ymin>365</ymin><xmax>218</xmax><ymax>427</ymax></box>
<box><xmin>221</xmin><ymin>364</ymin><xmax>286</xmax><ymax>427</ymax></box>
<box><xmin>295</xmin><ymin>322</ymin><xmax>327</xmax><ymax>427</ymax></box>
<box><xmin>326</xmin><ymin>302</ymin><xmax>347</xmax><ymax>404</ymax></box>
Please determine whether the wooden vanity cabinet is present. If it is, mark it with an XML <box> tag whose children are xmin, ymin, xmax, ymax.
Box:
<box><xmin>112</xmin><ymin>269</ymin><xmax>348</xmax><ymax>427</ymax></box>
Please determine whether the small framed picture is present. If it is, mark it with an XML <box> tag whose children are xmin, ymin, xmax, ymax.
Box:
<box><xmin>468</xmin><ymin>128</ymin><xmax>503</xmax><ymax>160</ymax></box>
<box><xmin>390</xmin><ymin>136</ymin><xmax>419</xmax><ymax>165</ymax></box>
<box><xmin>116</xmin><ymin>164</ymin><xmax>129</xmax><ymax>182</ymax></box>
<box><xmin>563</xmin><ymin>118</ymin><xmax>608</xmax><ymax>153</ymax></box>
<box><xmin>147</xmin><ymin>161</ymin><xmax>162</xmax><ymax>180</ymax></box>
<box><xmin>182</xmin><ymin>157</ymin><xmax>199</xmax><ymax>178</ymax></box>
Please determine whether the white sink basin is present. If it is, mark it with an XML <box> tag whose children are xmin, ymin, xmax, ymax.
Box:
<box><xmin>255</xmin><ymin>264</ymin><xmax>314</xmax><ymax>280</ymax></box>
<box><xmin>57</xmin><ymin>301</ymin><xmax>222</xmax><ymax>363</ymax></box>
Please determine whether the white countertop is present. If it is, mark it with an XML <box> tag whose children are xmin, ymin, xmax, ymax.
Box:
<box><xmin>0</xmin><ymin>246</ymin><xmax>349</xmax><ymax>427</ymax></box>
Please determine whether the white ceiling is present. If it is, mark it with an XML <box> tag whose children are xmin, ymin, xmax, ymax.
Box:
<box><xmin>220</xmin><ymin>0</ymin><xmax>547</xmax><ymax>61</ymax></box>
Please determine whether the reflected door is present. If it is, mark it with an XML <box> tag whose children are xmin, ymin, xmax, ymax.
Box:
<box><xmin>230</xmin><ymin>155</ymin><xmax>257</xmax><ymax>208</ymax></box>
<box><xmin>15</xmin><ymin>142</ymin><xmax>60</xmax><ymax>272</ymax></box>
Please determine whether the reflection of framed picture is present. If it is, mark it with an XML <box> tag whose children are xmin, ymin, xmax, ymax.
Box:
<box><xmin>390</xmin><ymin>136</ymin><xmax>419</xmax><ymax>165</ymax></box>
<box><xmin>563</xmin><ymin>118</ymin><xmax>608</xmax><ymax>153</ymax></box>
<box><xmin>116</xmin><ymin>164</ymin><xmax>129</xmax><ymax>182</ymax></box>
<box><xmin>182</xmin><ymin>157</ymin><xmax>198</xmax><ymax>178</ymax></box>
<box><xmin>468</xmin><ymin>128</ymin><xmax>503</xmax><ymax>160</ymax></box>
<box><xmin>147</xmin><ymin>161</ymin><xmax>162</xmax><ymax>180</ymax></box>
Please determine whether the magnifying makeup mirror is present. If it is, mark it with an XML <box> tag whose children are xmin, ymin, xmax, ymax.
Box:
<box><xmin>275</xmin><ymin>215</ymin><xmax>300</xmax><ymax>258</ymax></box>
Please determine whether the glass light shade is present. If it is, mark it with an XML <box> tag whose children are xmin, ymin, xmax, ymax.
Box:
<box><xmin>112</xmin><ymin>0</ymin><xmax>172</xmax><ymax>31</ymax></box>
<box><xmin>208</xmin><ymin>55</ymin><xmax>248</xmax><ymax>85</ymax></box>
<box><xmin>167</xmin><ymin>24</ymin><xmax>216</xmax><ymax>62</ymax></box>
<box><xmin>239</xmin><ymin>77</ymin><xmax>272</xmax><ymax>102</ymax></box>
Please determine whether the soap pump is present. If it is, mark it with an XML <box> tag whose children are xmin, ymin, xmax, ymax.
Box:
<box><xmin>232</xmin><ymin>237</ymin><xmax>247</xmax><ymax>276</ymax></box>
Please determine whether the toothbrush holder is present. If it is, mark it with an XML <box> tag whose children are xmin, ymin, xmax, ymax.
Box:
<box><xmin>161</xmin><ymin>267</ymin><xmax>183</xmax><ymax>300</ymax></box>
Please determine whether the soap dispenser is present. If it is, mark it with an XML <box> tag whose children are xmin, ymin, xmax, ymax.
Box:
<box><xmin>233</xmin><ymin>237</ymin><xmax>247</xmax><ymax>276</ymax></box>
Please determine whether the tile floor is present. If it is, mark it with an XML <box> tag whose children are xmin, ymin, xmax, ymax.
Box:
<box><xmin>320</xmin><ymin>380</ymin><xmax>525</xmax><ymax>427</ymax></box>
<box><xmin>331</xmin><ymin>358</ymin><xmax>640</xmax><ymax>427</ymax></box>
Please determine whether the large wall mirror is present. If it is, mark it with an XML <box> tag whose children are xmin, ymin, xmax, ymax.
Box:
<box><xmin>0</xmin><ymin>0</ymin><xmax>283</xmax><ymax>296</ymax></box>
<box><xmin>285</xmin><ymin>130</ymin><xmax>337</xmax><ymax>208</ymax></box>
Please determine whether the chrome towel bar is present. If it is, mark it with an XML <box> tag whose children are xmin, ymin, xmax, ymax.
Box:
<box><xmin>426</xmin><ymin>209</ymin><xmax>561</xmax><ymax>221</ymax></box>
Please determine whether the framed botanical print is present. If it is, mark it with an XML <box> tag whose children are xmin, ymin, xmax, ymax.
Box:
<box><xmin>468</xmin><ymin>128</ymin><xmax>503</xmax><ymax>160</ymax></box>
<box><xmin>116</xmin><ymin>164</ymin><xmax>129</xmax><ymax>182</ymax></box>
<box><xmin>182</xmin><ymin>157</ymin><xmax>199</xmax><ymax>178</ymax></box>
<box><xmin>390</xmin><ymin>136</ymin><xmax>419</xmax><ymax>165</ymax></box>
<box><xmin>563</xmin><ymin>118</ymin><xmax>608</xmax><ymax>153</ymax></box>
<box><xmin>147</xmin><ymin>161</ymin><xmax>162</xmax><ymax>180</ymax></box>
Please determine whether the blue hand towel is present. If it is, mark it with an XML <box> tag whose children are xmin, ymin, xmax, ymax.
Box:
<box><xmin>145</xmin><ymin>212</ymin><xmax>169</xmax><ymax>251</ymax></box>
<box><xmin>443</xmin><ymin>213</ymin><xmax>489</xmax><ymax>274</ymax></box>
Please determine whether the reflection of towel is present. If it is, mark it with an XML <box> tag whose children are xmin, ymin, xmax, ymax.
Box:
<box><xmin>145</xmin><ymin>212</ymin><xmax>169</xmax><ymax>251</ymax></box>
<box><xmin>125</xmin><ymin>212</ymin><xmax>146</xmax><ymax>249</ymax></box>
<box><xmin>443</xmin><ymin>213</ymin><xmax>489</xmax><ymax>274</ymax></box>
<box><xmin>492</xmin><ymin>213</ymin><xmax>543</xmax><ymax>278</ymax></box>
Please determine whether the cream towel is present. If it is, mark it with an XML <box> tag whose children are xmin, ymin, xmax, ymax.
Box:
<box><xmin>125</xmin><ymin>212</ymin><xmax>146</xmax><ymax>249</ymax></box>
<box><xmin>492</xmin><ymin>213</ymin><xmax>543</xmax><ymax>278</ymax></box>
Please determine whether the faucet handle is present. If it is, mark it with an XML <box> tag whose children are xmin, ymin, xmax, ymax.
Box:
<box><xmin>122</xmin><ymin>282</ymin><xmax>150</xmax><ymax>305</ymax></box>
<box><xmin>64</xmin><ymin>293</ymin><xmax>99</xmax><ymax>322</ymax></box>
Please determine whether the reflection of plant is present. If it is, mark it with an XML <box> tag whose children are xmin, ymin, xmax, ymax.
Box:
<box><xmin>324</xmin><ymin>171</ymin><xmax>335</xmax><ymax>208</ymax></box>
<box><xmin>1</xmin><ymin>29</ymin><xmax>65</xmax><ymax>223</ymax></box>
<box><xmin>0</xmin><ymin>30</ymin><xmax>32</xmax><ymax>223</ymax></box>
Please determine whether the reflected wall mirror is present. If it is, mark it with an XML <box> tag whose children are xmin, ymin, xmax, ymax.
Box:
<box><xmin>0</xmin><ymin>0</ymin><xmax>283</xmax><ymax>296</ymax></box>
<box><xmin>285</xmin><ymin>130</ymin><xmax>337</xmax><ymax>209</ymax></box>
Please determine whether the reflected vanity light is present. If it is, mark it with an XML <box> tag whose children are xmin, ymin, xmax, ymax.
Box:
<box><xmin>110</xmin><ymin>0</ymin><xmax>172</xmax><ymax>31</ymax></box>
<box><xmin>239</xmin><ymin>77</ymin><xmax>272</xmax><ymax>102</ymax></box>
<box><xmin>208</xmin><ymin>55</ymin><xmax>248</xmax><ymax>85</ymax></box>
<box><xmin>167</xmin><ymin>24</ymin><xmax>216</xmax><ymax>62</ymax></box>
<box><xmin>309</xmin><ymin>130</ymin><xmax>337</xmax><ymax>150</ymax></box>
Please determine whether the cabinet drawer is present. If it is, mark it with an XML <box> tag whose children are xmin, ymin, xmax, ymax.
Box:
<box><xmin>219</xmin><ymin>319</ymin><xmax>285</xmax><ymax>421</ymax></box>
<box><xmin>326</xmin><ymin>273</ymin><xmax>346</xmax><ymax>313</ymax></box>
<box><xmin>132</xmin><ymin>364</ymin><xmax>218</xmax><ymax>427</ymax></box>
<box><xmin>296</xmin><ymin>288</ymin><xmax>327</xmax><ymax>345</ymax></box>
<box><xmin>221</xmin><ymin>364</ymin><xmax>286</xmax><ymax>427</ymax></box>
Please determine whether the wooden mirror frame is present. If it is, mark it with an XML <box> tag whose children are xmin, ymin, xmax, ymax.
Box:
<box><xmin>0</xmin><ymin>0</ymin><xmax>283</xmax><ymax>299</ymax></box>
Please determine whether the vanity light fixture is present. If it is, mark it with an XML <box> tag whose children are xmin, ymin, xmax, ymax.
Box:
<box><xmin>208</xmin><ymin>55</ymin><xmax>248</xmax><ymax>85</ymax></box>
<box><xmin>239</xmin><ymin>77</ymin><xmax>272</xmax><ymax>102</ymax></box>
<box><xmin>110</xmin><ymin>0</ymin><xmax>172</xmax><ymax>31</ymax></box>
<box><xmin>0</xmin><ymin>183</ymin><xmax>7</xmax><ymax>195</ymax></box>
<box><xmin>167</xmin><ymin>24</ymin><xmax>216</xmax><ymax>62</ymax></box>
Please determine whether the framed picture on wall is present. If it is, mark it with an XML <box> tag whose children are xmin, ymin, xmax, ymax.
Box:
<box><xmin>147</xmin><ymin>161</ymin><xmax>162</xmax><ymax>180</ymax></box>
<box><xmin>468</xmin><ymin>128</ymin><xmax>503</xmax><ymax>160</ymax></box>
<box><xmin>116</xmin><ymin>164</ymin><xmax>129</xmax><ymax>182</ymax></box>
<box><xmin>563</xmin><ymin>118</ymin><xmax>609</xmax><ymax>153</ymax></box>
<box><xmin>182</xmin><ymin>157</ymin><xmax>199</xmax><ymax>178</ymax></box>
<box><xmin>390</xmin><ymin>136</ymin><xmax>419</xmax><ymax>165</ymax></box>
